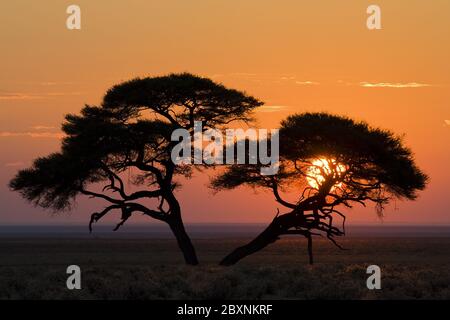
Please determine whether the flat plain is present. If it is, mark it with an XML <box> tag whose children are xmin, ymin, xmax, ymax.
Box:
<box><xmin>1</xmin><ymin>234</ymin><xmax>449</xmax><ymax>299</ymax></box>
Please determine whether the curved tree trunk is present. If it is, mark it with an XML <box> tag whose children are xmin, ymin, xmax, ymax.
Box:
<box><xmin>220</xmin><ymin>211</ymin><xmax>313</xmax><ymax>266</ymax></box>
<box><xmin>168</xmin><ymin>216</ymin><xmax>199</xmax><ymax>265</ymax></box>
<box><xmin>164</xmin><ymin>190</ymin><xmax>199</xmax><ymax>265</ymax></box>
<box><xmin>219</xmin><ymin>220</ymin><xmax>281</xmax><ymax>266</ymax></box>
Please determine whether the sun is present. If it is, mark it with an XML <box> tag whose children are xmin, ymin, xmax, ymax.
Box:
<box><xmin>306</xmin><ymin>158</ymin><xmax>346</xmax><ymax>189</ymax></box>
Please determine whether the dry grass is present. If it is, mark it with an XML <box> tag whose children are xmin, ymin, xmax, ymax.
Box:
<box><xmin>1</xmin><ymin>237</ymin><xmax>449</xmax><ymax>299</ymax></box>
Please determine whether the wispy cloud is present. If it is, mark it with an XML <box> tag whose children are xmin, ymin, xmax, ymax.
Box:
<box><xmin>0</xmin><ymin>91</ymin><xmax>83</xmax><ymax>100</ymax></box>
<box><xmin>45</xmin><ymin>92</ymin><xmax>83</xmax><ymax>96</ymax></box>
<box><xmin>360</xmin><ymin>82</ymin><xmax>431</xmax><ymax>88</ymax></box>
<box><xmin>295</xmin><ymin>81</ymin><xmax>320</xmax><ymax>86</ymax></box>
<box><xmin>31</xmin><ymin>125</ymin><xmax>56</xmax><ymax>130</ymax></box>
<box><xmin>4</xmin><ymin>161</ymin><xmax>25</xmax><ymax>167</ymax></box>
<box><xmin>229</xmin><ymin>72</ymin><xmax>260</xmax><ymax>77</ymax></box>
<box><xmin>257</xmin><ymin>105</ymin><xmax>290</xmax><ymax>113</ymax></box>
<box><xmin>0</xmin><ymin>131</ymin><xmax>64</xmax><ymax>139</ymax></box>
<box><xmin>38</xmin><ymin>81</ymin><xmax>76</xmax><ymax>86</ymax></box>
<box><xmin>209</xmin><ymin>73</ymin><xmax>319</xmax><ymax>86</ymax></box>
<box><xmin>280</xmin><ymin>76</ymin><xmax>296</xmax><ymax>80</ymax></box>
<box><xmin>0</xmin><ymin>93</ymin><xmax>44</xmax><ymax>100</ymax></box>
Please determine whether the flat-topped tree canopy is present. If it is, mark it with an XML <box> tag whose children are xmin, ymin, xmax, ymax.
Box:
<box><xmin>9</xmin><ymin>73</ymin><xmax>263</xmax><ymax>266</ymax></box>
<box><xmin>278</xmin><ymin>113</ymin><xmax>428</xmax><ymax>202</ymax></box>
<box><xmin>10</xmin><ymin>74</ymin><xmax>263</xmax><ymax>213</ymax></box>
<box><xmin>213</xmin><ymin>112</ymin><xmax>428</xmax><ymax>207</ymax></box>
<box><xmin>102</xmin><ymin>73</ymin><xmax>263</xmax><ymax>128</ymax></box>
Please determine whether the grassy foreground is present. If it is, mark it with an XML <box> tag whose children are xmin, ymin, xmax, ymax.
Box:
<box><xmin>1</xmin><ymin>237</ymin><xmax>449</xmax><ymax>299</ymax></box>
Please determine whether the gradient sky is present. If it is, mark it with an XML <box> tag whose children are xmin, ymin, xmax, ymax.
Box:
<box><xmin>0</xmin><ymin>0</ymin><xmax>449</xmax><ymax>225</ymax></box>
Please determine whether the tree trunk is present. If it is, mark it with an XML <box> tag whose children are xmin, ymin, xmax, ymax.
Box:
<box><xmin>220</xmin><ymin>212</ymin><xmax>298</xmax><ymax>266</ymax></box>
<box><xmin>219</xmin><ymin>221</ymin><xmax>281</xmax><ymax>265</ymax></box>
<box><xmin>168</xmin><ymin>217</ymin><xmax>199</xmax><ymax>265</ymax></box>
<box><xmin>164</xmin><ymin>189</ymin><xmax>199</xmax><ymax>265</ymax></box>
<box><xmin>307</xmin><ymin>233</ymin><xmax>313</xmax><ymax>264</ymax></box>
<box><xmin>219</xmin><ymin>211</ymin><xmax>314</xmax><ymax>266</ymax></box>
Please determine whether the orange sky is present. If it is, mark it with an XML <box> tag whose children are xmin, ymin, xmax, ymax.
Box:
<box><xmin>0</xmin><ymin>0</ymin><xmax>449</xmax><ymax>225</ymax></box>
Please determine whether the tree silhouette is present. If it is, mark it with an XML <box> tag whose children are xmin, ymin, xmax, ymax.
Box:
<box><xmin>9</xmin><ymin>73</ymin><xmax>262</xmax><ymax>265</ymax></box>
<box><xmin>212</xmin><ymin>112</ymin><xmax>428</xmax><ymax>265</ymax></box>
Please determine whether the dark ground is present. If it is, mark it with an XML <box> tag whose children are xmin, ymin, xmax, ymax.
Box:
<box><xmin>1</xmin><ymin>236</ymin><xmax>450</xmax><ymax>299</ymax></box>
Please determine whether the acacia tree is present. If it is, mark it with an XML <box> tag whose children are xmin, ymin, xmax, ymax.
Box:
<box><xmin>9</xmin><ymin>73</ymin><xmax>262</xmax><ymax>265</ymax></box>
<box><xmin>212</xmin><ymin>112</ymin><xmax>428</xmax><ymax>265</ymax></box>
